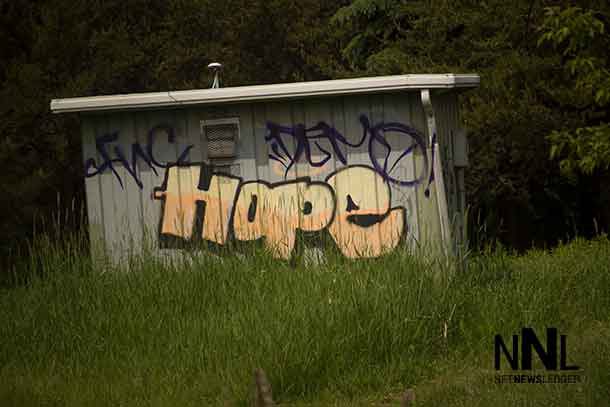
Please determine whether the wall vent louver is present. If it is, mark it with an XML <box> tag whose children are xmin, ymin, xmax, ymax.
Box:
<box><xmin>201</xmin><ymin>118</ymin><xmax>240</xmax><ymax>160</ymax></box>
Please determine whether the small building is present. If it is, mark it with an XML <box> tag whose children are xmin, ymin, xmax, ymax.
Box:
<box><xmin>50</xmin><ymin>74</ymin><xmax>479</xmax><ymax>262</ymax></box>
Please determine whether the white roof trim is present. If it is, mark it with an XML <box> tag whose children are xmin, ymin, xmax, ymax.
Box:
<box><xmin>50</xmin><ymin>74</ymin><xmax>480</xmax><ymax>114</ymax></box>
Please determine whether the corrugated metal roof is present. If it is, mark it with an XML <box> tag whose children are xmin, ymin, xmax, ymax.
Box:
<box><xmin>50</xmin><ymin>73</ymin><xmax>480</xmax><ymax>114</ymax></box>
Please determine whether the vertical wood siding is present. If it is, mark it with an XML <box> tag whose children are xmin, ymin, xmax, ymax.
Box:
<box><xmin>81</xmin><ymin>90</ymin><xmax>464</xmax><ymax>262</ymax></box>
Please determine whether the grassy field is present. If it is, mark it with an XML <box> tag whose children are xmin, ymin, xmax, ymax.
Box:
<box><xmin>1</xmin><ymin>235</ymin><xmax>609</xmax><ymax>406</ymax></box>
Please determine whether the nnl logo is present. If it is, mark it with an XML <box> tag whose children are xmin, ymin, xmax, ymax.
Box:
<box><xmin>494</xmin><ymin>328</ymin><xmax>579</xmax><ymax>370</ymax></box>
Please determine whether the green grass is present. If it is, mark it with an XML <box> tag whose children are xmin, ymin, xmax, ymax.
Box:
<box><xmin>1</xmin><ymin>235</ymin><xmax>609</xmax><ymax>406</ymax></box>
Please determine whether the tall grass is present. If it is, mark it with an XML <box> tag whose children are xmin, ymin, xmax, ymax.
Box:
<box><xmin>1</xmin><ymin>234</ymin><xmax>609</xmax><ymax>406</ymax></box>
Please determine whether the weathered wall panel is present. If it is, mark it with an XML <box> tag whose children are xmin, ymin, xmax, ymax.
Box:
<box><xmin>81</xmin><ymin>117</ymin><xmax>106</xmax><ymax>263</ymax></box>
<box><xmin>431</xmin><ymin>91</ymin><xmax>464</xmax><ymax>245</ymax></box>
<box><xmin>82</xmin><ymin>90</ymin><xmax>465</xmax><ymax>262</ymax></box>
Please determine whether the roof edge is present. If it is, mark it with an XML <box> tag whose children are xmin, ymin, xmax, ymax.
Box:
<box><xmin>50</xmin><ymin>74</ymin><xmax>480</xmax><ymax>114</ymax></box>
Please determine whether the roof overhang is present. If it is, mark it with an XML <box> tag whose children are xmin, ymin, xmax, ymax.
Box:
<box><xmin>50</xmin><ymin>73</ymin><xmax>480</xmax><ymax>114</ymax></box>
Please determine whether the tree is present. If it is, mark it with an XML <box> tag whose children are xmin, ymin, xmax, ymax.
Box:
<box><xmin>329</xmin><ymin>0</ymin><xmax>610</xmax><ymax>248</ymax></box>
<box><xmin>539</xmin><ymin>5</ymin><xmax>610</xmax><ymax>177</ymax></box>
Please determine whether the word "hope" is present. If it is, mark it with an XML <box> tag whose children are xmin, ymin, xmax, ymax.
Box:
<box><xmin>153</xmin><ymin>164</ymin><xmax>406</xmax><ymax>259</ymax></box>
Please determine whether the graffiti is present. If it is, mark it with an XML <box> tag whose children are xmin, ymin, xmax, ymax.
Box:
<box><xmin>84</xmin><ymin>124</ymin><xmax>193</xmax><ymax>189</ymax></box>
<box><xmin>153</xmin><ymin>164</ymin><xmax>405</xmax><ymax>259</ymax></box>
<box><xmin>266</xmin><ymin>114</ymin><xmax>435</xmax><ymax>195</ymax></box>
<box><xmin>326</xmin><ymin>166</ymin><xmax>404</xmax><ymax>258</ymax></box>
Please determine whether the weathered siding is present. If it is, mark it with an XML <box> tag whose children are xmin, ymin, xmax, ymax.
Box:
<box><xmin>433</xmin><ymin>91</ymin><xmax>466</xmax><ymax>244</ymax></box>
<box><xmin>81</xmin><ymin>90</ymin><xmax>465</xmax><ymax>262</ymax></box>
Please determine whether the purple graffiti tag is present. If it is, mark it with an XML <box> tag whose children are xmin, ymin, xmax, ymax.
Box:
<box><xmin>265</xmin><ymin>115</ymin><xmax>435</xmax><ymax>194</ymax></box>
<box><xmin>84</xmin><ymin>124</ymin><xmax>193</xmax><ymax>189</ymax></box>
<box><xmin>265</xmin><ymin>121</ymin><xmax>366</xmax><ymax>176</ymax></box>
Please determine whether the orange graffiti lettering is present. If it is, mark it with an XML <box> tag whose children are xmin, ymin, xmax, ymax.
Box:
<box><xmin>154</xmin><ymin>165</ymin><xmax>406</xmax><ymax>259</ymax></box>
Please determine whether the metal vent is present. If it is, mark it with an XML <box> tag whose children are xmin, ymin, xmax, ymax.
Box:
<box><xmin>201</xmin><ymin>118</ymin><xmax>239</xmax><ymax>159</ymax></box>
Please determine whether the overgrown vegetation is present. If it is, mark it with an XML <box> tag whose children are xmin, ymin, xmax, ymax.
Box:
<box><xmin>1</xmin><ymin>236</ymin><xmax>609</xmax><ymax>406</ymax></box>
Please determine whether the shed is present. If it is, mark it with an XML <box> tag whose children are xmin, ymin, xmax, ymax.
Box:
<box><xmin>50</xmin><ymin>74</ymin><xmax>480</xmax><ymax>262</ymax></box>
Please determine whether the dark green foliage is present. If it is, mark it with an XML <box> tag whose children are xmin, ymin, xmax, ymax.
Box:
<box><xmin>539</xmin><ymin>6</ymin><xmax>610</xmax><ymax>176</ymax></box>
<box><xmin>2</xmin><ymin>0</ymin><xmax>610</xmax><ymax>263</ymax></box>
<box><xmin>330</xmin><ymin>0</ymin><xmax>610</xmax><ymax>249</ymax></box>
